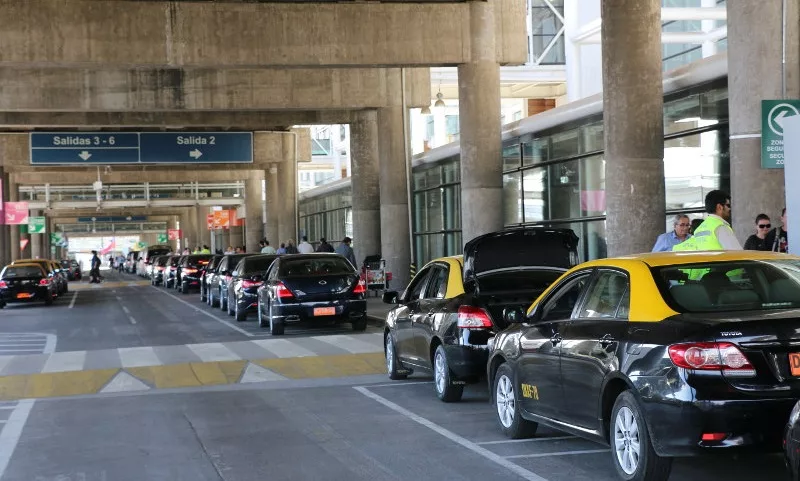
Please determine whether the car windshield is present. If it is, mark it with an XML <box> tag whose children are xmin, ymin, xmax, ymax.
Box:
<box><xmin>242</xmin><ymin>257</ymin><xmax>277</xmax><ymax>274</ymax></box>
<box><xmin>2</xmin><ymin>266</ymin><xmax>43</xmax><ymax>278</ymax></box>
<box><xmin>279</xmin><ymin>258</ymin><xmax>354</xmax><ymax>277</ymax></box>
<box><xmin>654</xmin><ymin>260</ymin><xmax>800</xmax><ymax>312</ymax></box>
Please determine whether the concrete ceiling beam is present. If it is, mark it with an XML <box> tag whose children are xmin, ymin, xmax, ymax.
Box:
<box><xmin>0</xmin><ymin>67</ymin><xmax>431</xmax><ymax>110</ymax></box>
<box><xmin>0</xmin><ymin>0</ymin><xmax>526</xmax><ymax>68</ymax></box>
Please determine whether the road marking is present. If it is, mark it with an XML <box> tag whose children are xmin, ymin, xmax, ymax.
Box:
<box><xmin>252</xmin><ymin>339</ymin><xmax>316</xmax><ymax>358</ymax></box>
<box><xmin>118</xmin><ymin>346</ymin><xmax>160</xmax><ymax>368</ymax></box>
<box><xmin>42</xmin><ymin>351</ymin><xmax>87</xmax><ymax>373</ymax></box>
<box><xmin>354</xmin><ymin>386</ymin><xmax>549</xmax><ymax>481</ymax></box>
<box><xmin>0</xmin><ymin>334</ymin><xmax>55</xmax><ymax>356</ymax></box>
<box><xmin>504</xmin><ymin>449</ymin><xmax>608</xmax><ymax>459</ymax></box>
<box><xmin>239</xmin><ymin>362</ymin><xmax>287</xmax><ymax>383</ymax></box>
<box><xmin>187</xmin><ymin>343</ymin><xmax>241</xmax><ymax>362</ymax></box>
<box><xmin>121</xmin><ymin>306</ymin><xmax>137</xmax><ymax>324</ymax></box>
<box><xmin>100</xmin><ymin>371</ymin><xmax>150</xmax><ymax>393</ymax></box>
<box><xmin>477</xmin><ymin>436</ymin><xmax>577</xmax><ymax>445</ymax></box>
<box><xmin>366</xmin><ymin>381</ymin><xmax>433</xmax><ymax>388</ymax></box>
<box><xmin>69</xmin><ymin>291</ymin><xmax>78</xmax><ymax>308</ymax></box>
<box><xmin>0</xmin><ymin>400</ymin><xmax>34</xmax><ymax>480</ymax></box>
<box><xmin>151</xmin><ymin>287</ymin><xmax>253</xmax><ymax>337</ymax></box>
<box><xmin>313</xmin><ymin>334</ymin><xmax>381</xmax><ymax>354</ymax></box>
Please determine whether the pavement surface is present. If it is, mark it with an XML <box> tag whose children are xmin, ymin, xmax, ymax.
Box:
<box><xmin>0</xmin><ymin>271</ymin><xmax>791</xmax><ymax>481</ymax></box>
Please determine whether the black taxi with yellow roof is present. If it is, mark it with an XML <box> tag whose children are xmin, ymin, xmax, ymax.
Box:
<box><xmin>488</xmin><ymin>250</ymin><xmax>800</xmax><ymax>481</ymax></box>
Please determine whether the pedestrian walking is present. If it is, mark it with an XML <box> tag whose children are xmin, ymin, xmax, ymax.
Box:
<box><xmin>284</xmin><ymin>239</ymin><xmax>299</xmax><ymax>254</ymax></box>
<box><xmin>335</xmin><ymin>236</ymin><xmax>357</xmax><ymax>267</ymax></box>
<box><xmin>316</xmin><ymin>237</ymin><xmax>334</xmax><ymax>253</ymax></box>
<box><xmin>297</xmin><ymin>236</ymin><xmax>315</xmax><ymax>254</ymax></box>
<box><xmin>673</xmin><ymin>190</ymin><xmax>741</xmax><ymax>251</ymax></box>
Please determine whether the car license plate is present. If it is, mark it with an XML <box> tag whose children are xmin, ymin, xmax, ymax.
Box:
<box><xmin>16</xmin><ymin>293</ymin><xmax>32</xmax><ymax>299</ymax></box>
<box><xmin>791</xmin><ymin>353</ymin><xmax>800</xmax><ymax>376</ymax></box>
<box><xmin>313</xmin><ymin>307</ymin><xmax>336</xmax><ymax>316</ymax></box>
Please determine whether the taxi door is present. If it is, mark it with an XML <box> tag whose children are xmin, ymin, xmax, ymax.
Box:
<box><xmin>392</xmin><ymin>268</ymin><xmax>432</xmax><ymax>365</ymax></box>
<box><xmin>412</xmin><ymin>264</ymin><xmax>450</xmax><ymax>367</ymax></box>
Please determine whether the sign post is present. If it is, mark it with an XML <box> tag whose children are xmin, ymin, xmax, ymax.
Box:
<box><xmin>762</xmin><ymin>100</ymin><xmax>800</xmax><ymax>168</ymax></box>
<box><xmin>28</xmin><ymin>216</ymin><xmax>46</xmax><ymax>234</ymax></box>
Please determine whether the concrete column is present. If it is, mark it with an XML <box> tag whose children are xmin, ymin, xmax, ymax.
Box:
<box><xmin>265</xmin><ymin>164</ymin><xmax>280</xmax><ymax>247</ymax></box>
<box><xmin>30</xmin><ymin>209</ymin><xmax>42</xmax><ymax>258</ymax></box>
<box><xmin>181</xmin><ymin>208</ymin><xmax>199</xmax><ymax>251</ymax></box>
<box><xmin>245</xmin><ymin>173</ymin><xmax>264</xmax><ymax>253</ymax></box>
<box><xmin>728</xmin><ymin>0</ymin><xmax>797</xmax><ymax>240</ymax></box>
<box><xmin>196</xmin><ymin>206</ymin><xmax>211</xmax><ymax>249</ymax></box>
<box><xmin>379</xmin><ymin>69</ymin><xmax>411</xmax><ymax>291</ymax></box>
<box><xmin>601</xmin><ymin>0</ymin><xmax>665</xmax><ymax>256</ymax></box>
<box><xmin>350</xmin><ymin>110</ymin><xmax>382</xmax><ymax>267</ymax></box>
<box><xmin>457</xmin><ymin>0</ymin><xmax>503</xmax><ymax>244</ymax></box>
<box><xmin>0</xmin><ymin>168</ymin><xmax>9</xmax><ymax>266</ymax></box>
<box><xmin>9</xmin><ymin>183</ymin><xmax>19</xmax><ymax>261</ymax></box>
<box><xmin>278</xmin><ymin>144</ymin><xmax>298</xmax><ymax>246</ymax></box>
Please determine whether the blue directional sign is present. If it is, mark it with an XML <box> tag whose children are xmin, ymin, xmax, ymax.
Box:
<box><xmin>30</xmin><ymin>132</ymin><xmax>253</xmax><ymax>165</ymax></box>
<box><xmin>30</xmin><ymin>133</ymin><xmax>140</xmax><ymax>165</ymax></box>
<box><xmin>139</xmin><ymin>133</ymin><xmax>253</xmax><ymax>164</ymax></box>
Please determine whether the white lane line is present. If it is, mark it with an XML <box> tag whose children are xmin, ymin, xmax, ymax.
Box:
<box><xmin>504</xmin><ymin>449</ymin><xmax>608</xmax><ymax>459</ymax></box>
<box><xmin>42</xmin><ymin>351</ymin><xmax>87</xmax><ymax>373</ymax></box>
<box><xmin>477</xmin><ymin>436</ymin><xmax>578</xmax><ymax>445</ymax></box>
<box><xmin>313</xmin><ymin>334</ymin><xmax>382</xmax><ymax>354</ymax></box>
<box><xmin>0</xmin><ymin>400</ymin><xmax>34</xmax><ymax>480</ymax></box>
<box><xmin>118</xmin><ymin>346</ymin><xmax>160</xmax><ymax>368</ymax></box>
<box><xmin>121</xmin><ymin>306</ymin><xmax>137</xmax><ymax>325</ymax></box>
<box><xmin>68</xmin><ymin>291</ymin><xmax>78</xmax><ymax>309</ymax></box>
<box><xmin>43</xmin><ymin>334</ymin><xmax>56</xmax><ymax>354</ymax></box>
<box><xmin>252</xmin><ymin>339</ymin><xmax>316</xmax><ymax>358</ymax></box>
<box><xmin>187</xmin><ymin>343</ymin><xmax>241</xmax><ymax>362</ymax></box>
<box><xmin>366</xmin><ymin>381</ymin><xmax>433</xmax><ymax>388</ymax></box>
<box><xmin>354</xmin><ymin>386</ymin><xmax>548</xmax><ymax>481</ymax></box>
<box><xmin>151</xmin><ymin>287</ymin><xmax>253</xmax><ymax>337</ymax></box>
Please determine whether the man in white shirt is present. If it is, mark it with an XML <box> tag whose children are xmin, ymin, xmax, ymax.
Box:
<box><xmin>297</xmin><ymin>236</ymin><xmax>315</xmax><ymax>254</ymax></box>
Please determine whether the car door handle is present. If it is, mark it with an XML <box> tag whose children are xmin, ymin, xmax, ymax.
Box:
<box><xmin>599</xmin><ymin>334</ymin><xmax>616</xmax><ymax>347</ymax></box>
<box><xmin>550</xmin><ymin>333</ymin><xmax>562</xmax><ymax>346</ymax></box>
<box><xmin>427</xmin><ymin>310</ymin><xmax>436</xmax><ymax>317</ymax></box>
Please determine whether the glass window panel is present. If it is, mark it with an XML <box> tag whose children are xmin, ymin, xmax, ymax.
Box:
<box><xmin>538</xmin><ymin>36</ymin><xmax>566</xmax><ymax>65</ymax></box>
<box><xmin>444</xmin><ymin>232</ymin><xmax>462</xmax><ymax>257</ymax></box>
<box><xmin>425</xmin><ymin>117</ymin><xmax>435</xmax><ymax>140</ymax></box>
<box><xmin>503</xmin><ymin>172</ymin><xmax>523</xmax><ymax>226</ymax></box>
<box><xmin>523</xmin><ymin>138</ymin><xmax>549</xmax><ymax>165</ymax></box>
<box><xmin>582</xmin><ymin>122</ymin><xmax>604</xmax><ymax>153</ymax></box>
<box><xmin>414</xmin><ymin>170</ymin><xmax>429</xmax><ymax>190</ymax></box>
<box><xmin>443</xmin><ymin>186</ymin><xmax>461</xmax><ymax>230</ymax></box>
<box><xmin>442</xmin><ymin>159</ymin><xmax>460</xmax><ymax>183</ymax></box>
<box><xmin>446</xmin><ymin>115</ymin><xmax>460</xmax><ymax>136</ymax></box>
<box><xmin>550</xmin><ymin>129</ymin><xmax>580</xmax><ymax>160</ymax></box>
<box><xmin>579</xmin><ymin>155</ymin><xmax>606</xmax><ymax>216</ymax></box>
<box><xmin>545</xmin><ymin>220</ymin><xmax>608</xmax><ymax>262</ymax></box>
<box><xmin>700</xmin><ymin>87</ymin><xmax>728</xmax><ymax>123</ymax></box>
<box><xmin>664</xmin><ymin>94</ymin><xmax>704</xmax><ymax>135</ymax></box>
<box><xmin>503</xmin><ymin>144</ymin><xmax>521</xmax><ymax>172</ymax></box>
<box><xmin>548</xmin><ymin>159</ymin><xmax>580</xmax><ymax>219</ymax></box>
<box><xmin>522</xmin><ymin>168</ymin><xmax>547</xmax><ymax>223</ymax></box>
<box><xmin>414</xmin><ymin>192</ymin><xmax>429</xmax><ymax>232</ymax></box>
<box><xmin>664</xmin><ymin>129</ymin><xmax>728</xmax><ymax>210</ymax></box>
<box><xmin>426</xmin><ymin>190</ymin><xmax>442</xmax><ymax>232</ymax></box>
<box><xmin>426</xmin><ymin>168</ymin><xmax>442</xmax><ymax>187</ymax></box>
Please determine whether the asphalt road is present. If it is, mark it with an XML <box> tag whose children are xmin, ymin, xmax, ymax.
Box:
<box><xmin>0</xmin><ymin>271</ymin><xmax>380</xmax><ymax>352</ymax></box>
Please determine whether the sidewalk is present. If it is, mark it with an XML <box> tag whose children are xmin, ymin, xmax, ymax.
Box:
<box><xmin>365</xmin><ymin>295</ymin><xmax>393</xmax><ymax>326</ymax></box>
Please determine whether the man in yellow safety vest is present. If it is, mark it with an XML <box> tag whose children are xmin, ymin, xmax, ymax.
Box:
<box><xmin>673</xmin><ymin>190</ymin><xmax>742</xmax><ymax>252</ymax></box>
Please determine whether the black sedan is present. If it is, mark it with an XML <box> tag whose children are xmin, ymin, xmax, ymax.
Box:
<box><xmin>150</xmin><ymin>255</ymin><xmax>169</xmax><ymax>286</ymax></box>
<box><xmin>177</xmin><ymin>254</ymin><xmax>214</xmax><ymax>294</ymax></box>
<box><xmin>488</xmin><ymin>251</ymin><xmax>800</xmax><ymax>481</ymax></box>
<box><xmin>228</xmin><ymin>254</ymin><xmax>280</xmax><ymax>322</ymax></box>
<box><xmin>382</xmin><ymin>227</ymin><xmax>579</xmax><ymax>402</ymax></box>
<box><xmin>199</xmin><ymin>255</ymin><xmax>222</xmax><ymax>303</ymax></box>
<box><xmin>257</xmin><ymin>253</ymin><xmax>367</xmax><ymax>335</ymax></box>
<box><xmin>213</xmin><ymin>254</ymin><xmax>255</xmax><ymax>312</ymax></box>
<box><xmin>0</xmin><ymin>263</ymin><xmax>57</xmax><ymax>307</ymax></box>
<box><xmin>786</xmin><ymin>401</ymin><xmax>800</xmax><ymax>480</ymax></box>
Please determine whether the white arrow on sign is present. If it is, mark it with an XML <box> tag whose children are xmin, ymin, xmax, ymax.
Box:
<box><xmin>78</xmin><ymin>151</ymin><xmax>92</xmax><ymax>161</ymax></box>
<box><xmin>189</xmin><ymin>149</ymin><xmax>203</xmax><ymax>159</ymax></box>
<box><xmin>769</xmin><ymin>103</ymin><xmax>800</xmax><ymax>136</ymax></box>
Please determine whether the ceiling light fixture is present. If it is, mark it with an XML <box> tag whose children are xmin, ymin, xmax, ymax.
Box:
<box><xmin>420</xmin><ymin>105</ymin><xmax>432</xmax><ymax>115</ymax></box>
<box><xmin>434</xmin><ymin>92</ymin><xmax>446</xmax><ymax>108</ymax></box>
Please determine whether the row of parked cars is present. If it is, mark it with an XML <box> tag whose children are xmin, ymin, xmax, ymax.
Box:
<box><xmin>380</xmin><ymin>227</ymin><xmax>800</xmax><ymax>481</ymax></box>
<box><xmin>140</xmin><ymin>251</ymin><xmax>369</xmax><ymax>335</ymax></box>
<box><xmin>0</xmin><ymin>258</ymin><xmax>80</xmax><ymax>308</ymax></box>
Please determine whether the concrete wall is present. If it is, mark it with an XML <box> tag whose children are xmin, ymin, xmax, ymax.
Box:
<box><xmin>1</xmin><ymin>0</ymin><xmax>527</xmax><ymax>67</ymax></box>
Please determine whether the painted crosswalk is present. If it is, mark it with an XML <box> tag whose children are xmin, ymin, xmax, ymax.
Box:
<box><xmin>0</xmin><ymin>334</ymin><xmax>56</xmax><ymax>356</ymax></box>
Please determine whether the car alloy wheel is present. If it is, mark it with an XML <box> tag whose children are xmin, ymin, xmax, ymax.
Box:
<box><xmin>614</xmin><ymin>406</ymin><xmax>640</xmax><ymax>475</ymax></box>
<box><xmin>434</xmin><ymin>350</ymin><xmax>446</xmax><ymax>394</ymax></box>
<box><xmin>433</xmin><ymin>345</ymin><xmax>463</xmax><ymax>402</ymax></box>
<box><xmin>386</xmin><ymin>336</ymin><xmax>395</xmax><ymax>373</ymax></box>
<box><xmin>496</xmin><ymin>373</ymin><xmax>515</xmax><ymax>429</ymax></box>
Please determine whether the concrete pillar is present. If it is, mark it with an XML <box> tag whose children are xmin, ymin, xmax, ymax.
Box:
<box><xmin>728</xmin><ymin>0</ymin><xmax>798</xmax><ymax>240</ymax></box>
<box><xmin>265</xmin><ymin>164</ymin><xmax>280</xmax><ymax>247</ymax></box>
<box><xmin>0</xmin><ymin>168</ymin><xmax>9</xmax><ymax>266</ymax></box>
<box><xmin>181</xmin><ymin>209</ymin><xmax>199</xmax><ymax>252</ymax></box>
<box><xmin>278</xmin><ymin>146</ymin><xmax>298</xmax><ymax>246</ymax></box>
<box><xmin>196</xmin><ymin>206</ymin><xmax>211</xmax><ymax>249</ymax></box>
<box><xmin>350</xmin><ymin>110</ymin><xmax>382</xmax><ymax>267</ymax></box>
<box><xmin>457</xmin><ymin>0</ymin><xmax>503</xmax><ymax>244</ymax></box>
<box><xmin>245</xmin><ymin>173</ymin><xmax>264</xmax><ymax>253</ymax></box>
<box><xmin>601</xmin><ymin>0</ymin><xmax>665</xmax><ymax>256</ymax></box>
<box><xmin>379</xmin><ymin>69</ymin><xmax>412</xmax><ymax>291</ymax></box>
<box><xmin>30</xmin><ymin>209</ymin><xmax>42</xmax><ymax>259</ymax></box>
<box><xmin>9</xmin><ymin>183</ymin><xmax>19</xmax><ymax>261</ymax></box>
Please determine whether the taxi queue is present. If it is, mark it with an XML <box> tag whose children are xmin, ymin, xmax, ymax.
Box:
<box><xmin>0</xmin><ymin>258</ymin><xmax>79</xmax><ymax>308</ymax></box>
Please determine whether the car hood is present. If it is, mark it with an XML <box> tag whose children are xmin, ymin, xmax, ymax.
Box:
<box><xmin>462</xmin><ymin>227</ymin><xmax>579</xmax><ymax>293</ymax></box>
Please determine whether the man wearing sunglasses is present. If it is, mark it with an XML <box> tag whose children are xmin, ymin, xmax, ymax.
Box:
<box><xmin>673</xmin><ymin>190</ymin><xmax>742</xmax><ymax>251</ymax></box>
<box><xmin>652</xmin><ymin>214</ymin><xmax>692</xmax><ymax>252</ymax></box>
<box><xmin>744</xmin><ymin>214</ymin><xmax>772</xmax><ymax>250</ymax></box>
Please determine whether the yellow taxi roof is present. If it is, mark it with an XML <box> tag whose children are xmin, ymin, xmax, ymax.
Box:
<box><xmin>579</xmin><ymin>250</ymin><xmax>800</xmax><ymax>269</ymax></box>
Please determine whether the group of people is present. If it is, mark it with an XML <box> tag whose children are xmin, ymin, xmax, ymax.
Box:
<box><xmin>259</xmin><ymin>235</ymin><xmax>358</xmax><ymax>266</ymax></box>
<box><xmin>652</xmin><ymin>189</ymin><xmax>788</xmax><ymax>254</ymax></box>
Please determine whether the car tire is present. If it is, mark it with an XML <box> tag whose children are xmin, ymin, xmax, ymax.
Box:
<box><xmin>227</xmin><ymin>294</ymin><xmax>235</xmax><ymax>317</ymax></box>
<box><xmin>351</xmin><ymin>316</ymin><xmax>367</xmax><ymax>332</ymax></box>
<box><xmin>235</xmin><ymin>302</ymin><xmax>246</xmax><ymax>322</ymax></box>
<box><xmin>64</xmin><ymin>283</ymin><xmax>69</xmax><ymax>294</ymax></box>
<box><xmin>210</xmin><ymin>289</ymin><xmax>217</xmax><ymax>307</ymax></box>
<box><xmin>181</xmin><ymin>283</ymin><xmax>189</xmax><ymax>295</ymax></box>
<box><xmin>433</xmin><ymin>345</ymin><xmax>464</xmax><ymax>402</ymax></box>
<box><xmin>610</xmin><ymin>391</ymin><xmax>672</xmax><ymax>481</ymax></box>
<box><xmin>220</xmin><ymin>288</ymin><xmax>226</xmax><ymax>311</ymax></box>
<box><xmin>385</xmin><ymin>333</ymin><xmax>408</xmax><ymax>380</ymax></box>
<box><xmin>269</xmin><ymin>308</ymin><xmax>284</xmax><ymax>336</ymax></box>
<box><xmin>200</xmin><ymin>287</ymin><xmax>206</xmax><ymax>303</ymax></box>
<box><xmin>494</xmin><ymin>363</ymin><xmax>538</xmax><ymax>439</ymax></box>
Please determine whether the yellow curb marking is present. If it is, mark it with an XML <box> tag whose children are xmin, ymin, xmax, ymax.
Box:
<box><xmin>0</xmin><ymin>369</ymin><xmax>118</xmax><ymax>401</ymax></box>
<box><xmin>128</xmin><ymin>361</ymin><xmax>247</xmax><ymax>389</ymax></box>
<box><xmin>256</xmin><ymin>352</ymin><xmax>386</xmax><ymax>379</ymax></box>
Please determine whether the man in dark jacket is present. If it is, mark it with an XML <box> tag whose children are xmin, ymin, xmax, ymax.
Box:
<box><xmin>315</xmin><ymin>237</ymin><xmax>335</xmax><ymax>253</ymax></box>
<box><xmin>90</xmin><ymin>250</ymin><xmax>102</xmax><ymax>283</ymax></box>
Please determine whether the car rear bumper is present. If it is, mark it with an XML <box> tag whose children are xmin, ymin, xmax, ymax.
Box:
<box><xmin>443</xmin><ymin>342</ymin><xmax>489</xmax><ymax>381</ymax></box>
<box><xmin>643</xmin><ymin>396</ymin><xmax>795</xmax><ymax>456</ymax></box>
<box><xmin>0</xmin><ymin>288</ymin><xmax>49</xmax><ymax>303</ymax></box>
<box><xmin>272</xmin><ymin>299</ymin><xmax>367</xmax><ymax>323</ymax></box>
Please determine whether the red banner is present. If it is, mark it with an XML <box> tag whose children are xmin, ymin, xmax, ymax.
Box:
<box><xmin>206</xmin><ymin>214</ymin><xmax>214</xmax><ymax>230</ymax></box>
<box><xmin>213</xmin><ymin>210</ymin><xmax>230</xmax><ymax>229</ymax></box>
<box><xmin>168</xmin><ymin>229</ymin><xmax>182</xmax><ymax>241</ymax></box>
<box><xmin>4</xmin><ymin>202</ymin><xmax>28</xmax><ymax>225</ymax></box>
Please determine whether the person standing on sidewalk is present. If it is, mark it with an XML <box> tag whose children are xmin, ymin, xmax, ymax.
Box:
<box><xmin>744</xmin><ymin>214</ymin><xmax>772</xmax><ymax>251</ymax></box>
<box><xmin>673</xmin><ymin>190</ymin><xmax>741</xmax><ymax>251</ymax></box>
<box><xmin>652</xmin><ymin>214</ymin><xmax>692</xmax><ymax>252</ymax></box>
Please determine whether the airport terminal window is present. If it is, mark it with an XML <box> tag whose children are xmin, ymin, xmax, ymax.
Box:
<box><xmin>442</xmin><ymin>160</ymin><xmax>460</xmax><ymax>183</ymax></box>
<box><xmin>446</xmin><ymin>115</ymin><xmax>460</xmax><ymax>136</ymax></box>
<box><xmin>522</xmin><ymin>138</ymin><xmax>548</xmax><ymax>165</ymax></box>
<box><xmin>582</xmin><ymin>122</ymin><xmax>604</xmax><ymax>153</ymax></box>
<box><xmin>503</xmin><ymin>144</ymin><xmax>521</xmax><ymax>172</ymax></box>
<box><xmin>550</xmin><ymin>129</ymin><xmax>581</xmax><ymax>160</ymax></box>
<box><xmin>529</xmin><ymin>0</ymin><xmax>565</xmax><ymax>65</ymax></box>
<box><xmin>580</xmin><ymin>155</ymin><xmax>606</xmax><ymax>217</ymax></box>
<box><xmin>503</xmin><ymin>172</ymin><xmax>523</xmax><ymax>225</ymax></box>
<box><xmin>442</xmin><ymin>186</ymin><xmax>460</xmax><ymax>230</ymax></box>
<box><xmin>522</xmin><ymin>168</ymin><xmax>547</xmax><ymax>223</ymax></box>
<box><xmin>549</xmin><ymin>159</ymin><xmax>580</xmax><ymax>220</ymax></box>
<box><xmin>664</xmin><ymin>128</ymin><xmax>729</xmax><ymax>210</ymax></box>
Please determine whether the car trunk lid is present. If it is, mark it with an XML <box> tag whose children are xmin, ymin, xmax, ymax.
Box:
<box><xmin>281</xmin><ymin>274</ymin><xmax>359</xmax><ymax>301</ymax></box>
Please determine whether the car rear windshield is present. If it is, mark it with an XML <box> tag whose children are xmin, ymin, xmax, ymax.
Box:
<box><xmin>185</xmin><ymin>255</ymin><xmax>213</xmax><ymax>268</ymax></box>
<box><xmin>279</xmin><ymin>258</ymin><xmax>354</xmax><ymax>277</ymax></box>
<box><xmin>242</xmin><ymin>257</ymin><xmax>278</xmax><ymax>274</ymax></box>
<box><xmin>477</xmin><ymin>269</ymin><xmax>564</xmax><ymax>294</ymax></box>
<box><xmin>2</xmin><ymin>266</ymin><xmax>44</xmax><ymax>278</ymax></box>
<box><xmin>148</xmin><ymin>249</ymin><xmax>171</xmax><ymax>259</ymax></box>
<box><xmin>654</xmin><ymin>260</ymin><xmax>800</xmax><ymax>312</ymax></box>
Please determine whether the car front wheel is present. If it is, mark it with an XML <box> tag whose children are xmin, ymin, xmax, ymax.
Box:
<box><xmin>610</xmin><ymin>391</ymin><xmax>672</xmax><ymax>481</ymax></box>
<box><xmin>494</xmin><ymin>363</ymin><xmax>537</xmax><ymax>439</ymax></box>
<box><xmin>433</xmin><ymin>345</ymin><xmax>463</xmax><ymax>402</ymax></box>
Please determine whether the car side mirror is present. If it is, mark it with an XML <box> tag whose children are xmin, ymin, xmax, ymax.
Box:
<box><xmin>503</xmin><ymin>307</ymin><xmax>526</xmax><ymax>324</ymax></box>
<box><xmin>383</xmin><ymin>290</ymin><xmax>399</xmax><ymax>304</ymax></box>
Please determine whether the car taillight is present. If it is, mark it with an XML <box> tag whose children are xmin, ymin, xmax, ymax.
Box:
<box><xmin>668</xmin><ymin>342</ymin><xmax>756</xmax><ymax>377</ymax></box>
<box><xmin>353</xmin><ymin>279</ymin><xmax>366</xmax><ymax>295</ymax></box>
<box><xmin>457</xmin><ymin>306</ymin><xmax>493</xmax><ymax>329</ymax></box>
<box><xmin>276</xmin><ymin>282</ymin><xmax>294</xmax><ymax>299</ymax></box>
<box><xmin>157</xmin><ymin>266</ymin><xmax>165</xmax><ymax>271</ymax></box>
<box><xmin>184</xmin><ymin>268</ymin><xmax>197</xmax><ymax>275</ymax></box>
<box><xmin>39</xmin><ymin>278</ymin><xmax>49</xmax><ymax>286</ymax></box>
<box><xmin>242</xmin><ymin>279</ymin><xmax>263</xmax><ymax>288</ymax></box>
<box><xmin>0</xmin><ymin>281</ymin><xmax>6</xmax><ymax>288</ymax></box>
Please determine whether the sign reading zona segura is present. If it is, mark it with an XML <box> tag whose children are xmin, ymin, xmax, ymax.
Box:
<box><xmin>762</xmin><ymin>100</ymin><xmax>800</xmax><ymax>169</ymax></box>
